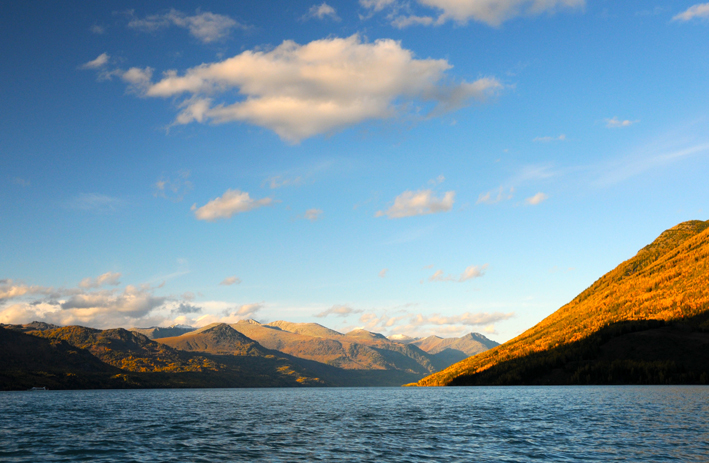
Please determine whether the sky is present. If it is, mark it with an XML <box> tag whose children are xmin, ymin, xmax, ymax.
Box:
<box><xmin>1</xmin><ymin>0</ymin><xmax>709</xmax><ymax>342</ymax></box>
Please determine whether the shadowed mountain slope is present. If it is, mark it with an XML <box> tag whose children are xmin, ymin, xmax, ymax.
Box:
<box><xmin>130</xmin><ymin>325</ymin><xmax>196</xmax><ymax>340</ymax></box>
<box><xmin>417</xmin><ymin>220</ymin><xmax>709</xmax><ymax>386</ymax></box>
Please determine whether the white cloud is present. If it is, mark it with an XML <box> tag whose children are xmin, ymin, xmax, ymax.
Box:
<box><xmin>428</xmin><ymin>174</ymin><xmax>445</xmax><ymax>185</ymax></box>
<box><xmin>13</xmin><ymin>177</ymin><xmax>30</xmax><ymax>187</ymax></box>
<box><xmin>460</xmin><ymin>264</ymin><xmax>488</xmax><ymax>281</ymax></box>
<box><xmin>128</xmin><ymin>9</ymin><xmax>245</xmax><ymax>43</ymax></box>
<box><xmin>121</xmin><ymin>67</ymin><xmax>154</xmax><ymax>94</ymax></box>
<box><xmin>219</xmin><ymin>276</ymin><xmax>241</xmax><ymax>286</ymax></box>
<box><xmin>376</xmin><ymin>189</ymin><xmax>455</xmax><ymax>218</ymax></box>
<box><xmin>476</xmin><ymin>186</ymin><xmax>514</xmax><ymax>204</ymax></box>
<box><xmin>233</xmin><ymin>303</ymin><xmax>263</xmax><ymax>318</ymax></box>
<box><xmin>673</xmin><ymin>3</ymin><xmax>709</xmax><ymax>21</ymax></box>
<box><xmin>154</xmin><ymin>170</ymin><xmax>193</xmax><ymax>202</ymax></box>
<box><xmin>391</xmin><ymin>15</ymin><xmax>435</xmax><ymax>28</ymax></box>
<box><xmin>605</xmin><ymin>117</ymin><xmax>639</xmax><ymax>128</ymax></box>
<box><xmin>379</xmin><ymin>268</ymin><xmax>388</xmax><ymax>278</ymax></box>
<box><xmin>305</xmin><ymin>3</ymin><xmax>341</xmax><ymax>21</ymax></box>
<box><xmin>78</xmin><ymin>272</ymin><xmax>122</xmax><ymax>289</ymax></box>
<box><xmin>315</xmin><ymin>304</ymin><xmax>363</xmax><ymax>318</ymax></box>
<box><xmin>81</xmin><ymin>53</ymin><xmax>110</xmax><ymax>69</ymax></box>
<box><xmin>533</xmin><ymin>134</ymin><xmax>566</xmax><ymax>142</ymax></box>
<box><xmin>418</xmin><ymin>0</ymin><xmax>585</xmax><ymax>26</ymax></box>
<box><xmin>0</xmin><ymin>280</ymin><xmax>52</xmax><ymax>302</ymax></box>
<box><xmin>525</xmin><ymin>192</ymin><xmax>548</xmax><ymax>205</ymax></box>
<box><xmin>142</xmin><ymin>35</ymin><xmax>502</xmax><ymax>142</ymax></box>
<box><xmin>192</xmin><ymin>189</ymin><xmax>273</xmax><ymax>221</ymax></box>
<box><xmin>90</xmin><ymin>25</ymin><xmax>106</xmax><ymax>34</ymax></box>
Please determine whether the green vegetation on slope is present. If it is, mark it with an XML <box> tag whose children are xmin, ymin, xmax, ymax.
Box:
<box><xmin>417</xmin><ymin>220</ymin><xmax>709</xmax><ymax>386</ymax></box>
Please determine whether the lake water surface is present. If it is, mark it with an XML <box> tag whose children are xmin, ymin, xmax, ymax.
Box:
<box><xmin>1</xmin><ymin>386</ymin><xmax>707</xmax><ymax>462</ymax></box>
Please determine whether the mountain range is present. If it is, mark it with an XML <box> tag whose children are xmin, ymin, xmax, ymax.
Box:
<box><xmin>0</xmin><ymin>318</ymin><xmax>495</xmax><ymax>390</ymax></box>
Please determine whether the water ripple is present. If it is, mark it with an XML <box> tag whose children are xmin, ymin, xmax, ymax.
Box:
<box><xmin>0</xmin><ymin>386</ymin><xmax>708</xmax><ymax>462</ymax></box>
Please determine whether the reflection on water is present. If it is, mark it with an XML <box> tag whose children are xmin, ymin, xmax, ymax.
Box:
<box><xmin>1</xmin><ymin>386</ymin><xmax>707</xmax><ymax>462</ymax></box>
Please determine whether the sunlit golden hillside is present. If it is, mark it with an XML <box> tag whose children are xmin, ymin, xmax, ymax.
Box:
<box><xmin>417</xmin><ymin>220</ymin><xmax>709</xmax><ymax>386</ymax></box>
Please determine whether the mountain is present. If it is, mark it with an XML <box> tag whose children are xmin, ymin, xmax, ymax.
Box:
<box><xmin>388</xmin><ymin>334</ymin><xmax>417</xmax><ymax>343</ymax></box>
<box><xmin>0</xmin><ymin>325</ymin><xmax>326</xmax><ymax>389</ymax></box>
<box><xmin>230</xmin><ymin>320</ymin><xmax>437</xmax><ymax>379</ymax></box>
<box><xmin>158</xmin><ymin>323</ymin><xmax>269</xmax><ymax>357</ymax></box>
<box><xmin>266</xmin><ymin>321</ymin><xmax>343</xmax><ymax>338</ymax></box>
<box><xmin>411</xmin><ymin>333</ymin><xmax>500</xmax><ymax>371</ymax></box>
<box><xmin>130</xmin><ymin>325</ymin><xmax>196</xmax><ymax>340</ymax></box>
<box><xmin>158</xmin><ymin>323</ymin><xmax>425</xmax><ymax>387</ymax></box>
<box><xmin>416</xmin><ymin>220</ymin><xmax>709</xmax><ymax>386</ymax></box>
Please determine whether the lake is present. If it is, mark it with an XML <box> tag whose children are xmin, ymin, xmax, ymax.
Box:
<box><xmin>0</xmin><ymin>386</ymin><xmax>707</xmax><ymax>462</ymax></box>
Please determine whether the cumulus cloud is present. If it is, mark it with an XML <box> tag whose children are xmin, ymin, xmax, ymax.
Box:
<box><xmin>379</xmin><ymin>268</ymin><xmax>389</xmax><ymax>278</ymax></box>
<box><xmin>315</xmin><ymin>304</ymin><xmax>364</xmax><ymax>318</ymax></box>
<box><xmin>78</xmin><ymin>272</ymin><xmax>122</xmax><ymax>289</ymax></box>
<box><xmin>192</xmin><ymin>189</ymin><xmax>273</xmax><ymax>221</ymax></box>
<box><xmin>0</xmin><ymin>280</ymin><xmax>53</xmax><ymax>303</ymax></box>
<box><xmin>220</xmin><ymin>276</ymin><xmax>241</xmax><ymax>286</ymax></box>
<box><xmin>81</xmin><ymin>53</ymin><xmax>110</xmax><ymax>69</ymax></box>
<box><xmin>525</xmin><ymin>192</ymin><xmax>548</xmax><ymax>205</ymax></box>
<box><xmin>376</xmin><ymin>189</ymin><xmax>455</xmax><ymax>218</ymax></box>
<box><xmin>154</xmin><ymin>170</ymin><xmax>193</xmax><ymax>202</ymax></box>
<box><xmin>141</xmin><ymin>35</ymin><xmax>501</xmax><ymax>142</ymax></box>
<box><xmin>127</xmin><ymin>9</ymin><xmax>246</xmax><ymax>43</ymax></box>
<box><xmin>605</xmin><ymin>117</ymin><xmax>639</xmax><ymax>128</ymax></box>
<box><xmin>360</xmin><ymin>0</ymin><xmax>398</xmax><ymax>11</ymax></box>
<box><xmin>673</xmin><ymin>3</ymin><xmax>709</xmax><ymax>21</ymax></box>
<box><xmin>304</xmin><ymin>3</ymin><xmax>341</xmax><ymax>21</ymax></box>
<box><xmin>0</xmin><ymin>284</ymin><xmax>169</xmax><ymax>328</ymax></box>
<box><xmin>533</xmin><ymin>134</ymin><xmax>566</xmax><ymax>142</ymax></box>
<box><xmin>477</xmin><ymin>186</ymin><xmax>514</xmax><ymax>204</ymax></box>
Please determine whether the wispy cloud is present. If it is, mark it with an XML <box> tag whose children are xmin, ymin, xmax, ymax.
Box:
<box><xmin>605</xmin><ymin>117</ymin><xmax>639</xmax><ymax>128</ymax></box>
<box><xmin>219</xmin><ymin>276</ymin><xmax>241</xmax><ymax>286</ymax></box>
<box><xmin>376</xmin><ymin>189</ymin><xmax>455</xmax><ymax>218</ymax></box>
<box><xmin>78</xmin><ymin>272</ymin><xmax>122</xmax><ymax>289</ymax></box>
<box><xmin>361</xmin><ymin>0</ymin><xmax>585</xmax><ymax>27</ymax></box>
<box><xmin>12</xmin><ymin>177</ymin><xmax>30</xmax><ymax>187</ymax></box>
<box><xmin>81</xmin><ymin>52</ymin><xmax>110</xmax><ymax>69</ymax></box>
<box><xmin>67</xmin><ymin>193</ymin><xmax>124</xmax><ymax>213</ymax></box>
<box><xmin>379</xmin><ymin>268</ymin><xmax>388</xmax><ymax>278</ymax></box>
<box><xmin>192</xmin><ymin>189</ymin><xmax>273</xmax><ymax>221</ymax></box>
<box><xmin>154</xmin><ymin>170</ymin><xmax>193</xmax><ymax>202</ymax></box>
<box><xmin>525</xmin><ymin>192</ymin><xmax>548</xmax><ymax>205</ymax></box>
<box><xmin>533</xmin><ymin>134</ymin><xmax>566</xmax><ymax>142</ymax></box>
<box><xmin>477</xmin><ymin>186</ymin><xmax>514</xmax><ymax>204</ymax></box>
<box><xmin>315</xmin><ymin>304</ymin><xmax>363</xmax><ymax>318</ymax></box>
<box><xmin>673</xmin><ymin>3</ymin><xmax>709</xmax><ymax>21</ymax></box>
<box><xmin>132</xmin><ymin>35</ymin><xmax>500</xmax><ymax>143</ymax></box>
<box><xmin>428</xmin><ymin>264</ymin><xmax>488</xmax><ymax>282</ymax></box>
<box><xmin>127</xmin><ymin>9</ymin><xmax>247</xmax><ymax>43</ymax></box>
<box><xmin>262</xmin><ymin>175</ymin><xmax>304</xmax><ymax>189</ymax></box>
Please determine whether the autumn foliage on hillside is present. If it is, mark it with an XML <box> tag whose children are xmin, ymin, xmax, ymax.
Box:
<box><xmin>417</xmin><ymin>220</ymin><xmax>709</xmax><ymax>386</ymax></box>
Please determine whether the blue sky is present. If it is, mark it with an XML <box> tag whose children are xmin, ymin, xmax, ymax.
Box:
<box><xmin>1</xmin><ymin>0</ymin><xmax>709</xmax><ymax>342</ymax></box>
